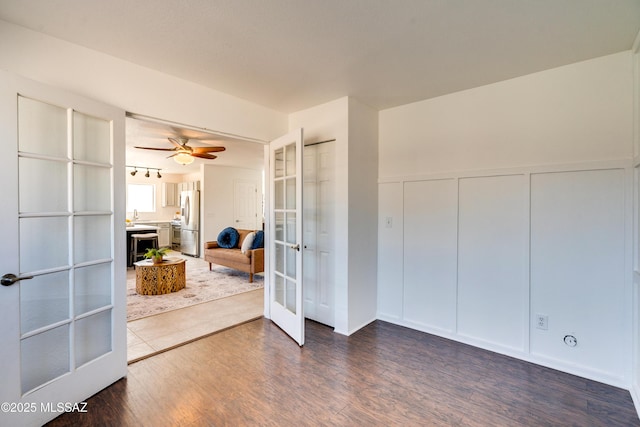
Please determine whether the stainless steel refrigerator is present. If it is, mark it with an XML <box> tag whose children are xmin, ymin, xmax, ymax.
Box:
<box><xmin>180</xmin><ymin>189</ymin><xmax>200</xmax><ymax>257</ymax></box>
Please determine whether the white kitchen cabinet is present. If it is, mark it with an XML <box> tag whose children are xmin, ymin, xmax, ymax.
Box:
<box><xmin>147</xmin><ymin>222</ymin><xmax>171</xmax><ymax>247</ymax></box>
<box><xmin>162</xmin><ymin>182</ymin><xmax>177</xmax><ymax>207</ymax></box>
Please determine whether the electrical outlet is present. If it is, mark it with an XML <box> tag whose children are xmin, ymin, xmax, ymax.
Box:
<box><xmin>535</xmin><ymin>314</ymin><xmax>548</xmax><ymax>330</ymax></box>
<box><xmin>564</xmin><ymin>335</ymin><xmax>577</xmax><ymax>347</ymax></box>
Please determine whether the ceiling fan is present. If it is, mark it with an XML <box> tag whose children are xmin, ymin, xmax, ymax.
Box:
<box><xmin>135</xmin><ymin>137</ymin><xmax>225</xmax><ymax>165</ymax></box>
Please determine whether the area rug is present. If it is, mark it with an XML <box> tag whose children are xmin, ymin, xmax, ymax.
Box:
<box><xmin>127</xmin><ymin>255</ymin><xmax>263</xmax><ymax>321</ymax></box>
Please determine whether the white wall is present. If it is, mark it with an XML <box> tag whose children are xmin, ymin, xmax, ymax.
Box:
<box><xmin>378</xmin><ymin>52</ymin><xmax>634</xmax><ymax>387</ymax></box>
<box><xmin>0</xmin><ymin>20</ymin><xmax>286</xmax><ymax>142</ymax></box>
<box><xmin>347</xmin><ymin>98</ymin><xmax>379</xmax><ymax>333</ymax></box>
<box><xmin>377</xmin><ymin>181</ymin><xmax>403</xmax><ymax>322</ymax></box>
<box><xmin>631</xmin><ymin>35</ymin><xmax>640</xmax><ymax>412</ymax></box>
<box><xmin>380</xmin><ymin>52</ymin><xmax>632</xmax><ymax>178</ymax></box>
<box><xmin>201</xmin><ymin>164</ymin><xmax>262</xmax><ymax>253</ymax></box>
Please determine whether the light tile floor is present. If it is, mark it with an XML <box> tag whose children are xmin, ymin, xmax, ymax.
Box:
<box><xmin>127</xmin><ymin>286</ymin><xmax>263</xmax><ymax>363</ymax></box>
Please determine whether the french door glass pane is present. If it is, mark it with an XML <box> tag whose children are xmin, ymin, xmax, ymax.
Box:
<box><xmin>75</xmin><ymin>263</ymin><xmax>112</xmax><ymax>315</ymax></box>
<box><xmin>21</xmin><ymin>325</ymin><xmax>70</xmax><ymax>394</ymax></box>
<box><xmin>74</xmin><ymin>165</ymin><xmax>111</xmax><ymax>212</ymax></box>
<box><xmin>285</xmin><ymin>143</ymin><xmax>296</xmax><ymax>176</ymax></box>
<box><xmin>286</xmin><ymin>279</ymin><xmax>296</xmax><ymax>314</ymax></box>
<box><xmin>274</xmin><ymin>148</ymin><xmax>284</xmax><ymax>178</ymax></box>
<box><xmin>286</xmin><ymin>246</ymin><xmax>296</xmax><ymax>277</ymax></box>
<box><xmin>74</xmin><ymin>215</ymin><xmax>112</xmax><ymax>263</ymax></box>
<box><xmin>20</xmin><ymin>217</ymin><xmax>69</xmax><ymax>273</ymax></box>
<box><xmin>73</xmin><ymin>111</ymin><xmax>110</xmax><ymax>163</ymax></box>
<box><xmin>275</xmin><ymin>275</ymin><xmax>285</xmax><ymax>306</ymax></box>
<box><xmin>286</xmin><ymin>177</ymin><xmax>296</xmax><ymax>209</ymax></box>
<box><xmin>19</xmin><ymin>157</ymin><xmax>68</xmax><ymax>213</ymax></box>
<box><xmin>275</xmin><ymin>212</ymin><xmax>284</xmax><ymax>241</ymax></box>
<box><xmin>275</xmin><ymin>242</ymin><xmax>284</xmax><ymax>274</ymax></box>
<box><xmin>20</xmin><ymin>271</ymin><xmax>69</xmax><ymax>334</ymax></box>
<box><xmin>75</xmin><ymin>310</ymin><xmax>112</xmax><ymax>367</ymax></box>
<box><xmin>286</xmin><ymin>213</ymin><xmax>296</xmax><ymax>244</ymax></box>
<box><xmin>18</xmin><ymin>96</ymin><xmax>67</xmax><ymax>157</ymax></box>
<box><xmin>275</xmin><ymin>179</ymin><xmax>284</xmax><ymax>210</ymax></box>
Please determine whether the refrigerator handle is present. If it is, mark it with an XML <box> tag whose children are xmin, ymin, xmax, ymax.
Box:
<box><xmin>184</xmin><ymin>194</ymin><xmax>190</xmax><ymax>226</ymax></box>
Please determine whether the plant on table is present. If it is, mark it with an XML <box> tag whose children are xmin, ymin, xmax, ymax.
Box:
<box><xmin>144</xmin><ymin>247</ymin><xmax>170</xmax><ymax>264</ymax></box>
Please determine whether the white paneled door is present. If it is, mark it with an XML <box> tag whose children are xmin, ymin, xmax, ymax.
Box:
<box><xmin>0</xmin><ymin>72</ymin><xmax>127</xmax><ymax>426</ymax></box>
<box><xmin>303</xmin><ymin>141</ymin><xmax>335</xmax><ymax>327</ymax></box>
<box><xmin>267</xmin><ymin>129</ymin><xmax>304</xmax><ymax>346</ymax></box>
<box><xmin>234</xmin><ymin>180</ymin><xmax>258</xmax><ymax>229</ymax></box>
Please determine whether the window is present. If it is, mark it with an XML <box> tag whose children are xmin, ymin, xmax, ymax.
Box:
<box><xmin>127</xmin><ymin>184</ymin><xmax>155</xmax><ymax>212</ymax></box>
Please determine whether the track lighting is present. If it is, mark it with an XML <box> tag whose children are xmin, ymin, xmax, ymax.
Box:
<box><xmin>127</xmin><ymin>165</ymin><xmax>162</xmax><ymax>179</ymax></box>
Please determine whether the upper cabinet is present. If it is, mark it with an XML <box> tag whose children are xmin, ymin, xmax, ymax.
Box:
<box><xmin>161</xmin><ymin>182</ymin><xmax>178</xmax><ymax>207</ymax></box>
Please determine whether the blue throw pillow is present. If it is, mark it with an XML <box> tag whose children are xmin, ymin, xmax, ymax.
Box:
<box><xmin>251</xmin><ymin>230</ymin><xmax>264</xmax><ymax>249</ymax></box>
<box><xmin>217</xmin><ymin>227</ymin><xmax>239</xmax><ymax>249</ymax></box>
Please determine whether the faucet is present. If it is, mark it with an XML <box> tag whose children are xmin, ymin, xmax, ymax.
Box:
<box><xmin>133</xmin><ymin>209</ymin><xmax>139</xmax><ymax>220</ymax></box>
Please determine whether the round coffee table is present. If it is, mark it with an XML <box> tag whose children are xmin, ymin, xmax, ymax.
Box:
<box><xmin>134</xmin><ymin>258</ymin><xmax>186</xmax><ymax>295</ymax></box>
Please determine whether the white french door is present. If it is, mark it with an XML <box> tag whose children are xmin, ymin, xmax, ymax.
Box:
<box><xmin>266</xmin><ymin>129</ymin><xmax>304</xmax><ymax>346</ymax></box>
<box><xmin>0</xmin><ymin>72</ymin><xmax>127</xmax><ymax>426</ymax></box>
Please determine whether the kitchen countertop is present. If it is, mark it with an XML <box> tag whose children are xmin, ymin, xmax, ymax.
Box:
<box><xmin>126</xmin><ymin>224</ymin><xmax>159</xmax><ymax>231</ymax></box>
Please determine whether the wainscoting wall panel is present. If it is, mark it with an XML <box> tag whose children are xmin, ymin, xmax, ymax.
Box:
<box><xmin>530</xmin><ymin>169</ymin><xmax>626</xmax><ymax>380</ymax></box>
<box><xmin>377</xmin><ymin>182</ymin><xmax>403</xmax><ymax>320</ymax></box>
<box><xmin>457</xmin><ymin>175</ymin><xmax>527</xmax><ymax>351</ymax></box>
<box><xmin>377</xmin><ymin>163</ymin><xmax>630</xmax><ymax>387</ymax></box>
<box><xmin>403</xmin><ymin>179</ymin><xmax>458</xmax><ymax>333</ymax></box>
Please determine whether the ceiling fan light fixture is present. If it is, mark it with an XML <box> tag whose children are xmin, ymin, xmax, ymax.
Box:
<box><xmin>174</xmin><ymin>152</ymin><xmax>194</xmax><ymax>165</ymax></box>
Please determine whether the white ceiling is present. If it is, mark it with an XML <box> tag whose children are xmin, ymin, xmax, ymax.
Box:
<box><xmin>1</xmin><ymin>0</ymin><xmax>639</xmax><ymax>173</ymax></box>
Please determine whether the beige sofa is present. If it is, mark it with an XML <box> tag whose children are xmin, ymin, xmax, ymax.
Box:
<box><xmin>204</xmin><ymin>229</ymin><xmax>264</xmax><ymax>283</ymax></box>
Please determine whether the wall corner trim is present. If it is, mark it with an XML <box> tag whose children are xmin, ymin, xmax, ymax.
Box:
<box><xmin>630</xmin><ymin>383</ymin><xmax>640</xmax><ymax>420</ymax></box>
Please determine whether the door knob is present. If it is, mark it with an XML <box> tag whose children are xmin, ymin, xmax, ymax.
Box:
<box><xmin>1</xmin><ymin>273</ymin><xmax>34</xmax><ymax>286</ymax></box>
<box><xmin>289</xmin><ymin>244</ymin><xmax>300</xmax><ymax>251</ymax></box>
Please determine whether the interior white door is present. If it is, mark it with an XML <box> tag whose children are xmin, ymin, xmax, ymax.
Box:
<box><xmin>267</xmin><ymin>128</ymin><xmax>304</xmax><ymax>346</ymax></box>
<box><xmin>303</xmin><ymin>142</ymin><xmax>335</xmax><ymax>327</ymax></box>
<box><xmin>234</xmin><ymin>180</ymin><xmax>258</xmax><ymax>229</ymax></box>
<box><xmin>0</xmin><ymin>71</ymin><xmax>127</xmax><ymax>426</ymax></box>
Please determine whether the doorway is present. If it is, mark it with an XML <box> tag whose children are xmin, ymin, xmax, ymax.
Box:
<box><xmin>124</xmin><ymin>115</ymin><xmax>266</xmax><ymax>361</ymax></box>
<box><xmin>303</xmin><ymin>140</ymin><xmax>336</xmax><ymax>327</ymax></box>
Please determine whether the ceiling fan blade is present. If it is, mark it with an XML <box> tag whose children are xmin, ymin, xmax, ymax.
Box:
<box><xmin>134</xmin><ymin>146</ymin><xmax>176</xmax><ymax>151</ymax></box>
<box><xmin>168</xmin><ymin>137</ymin><xmax>185</xmax><ymax>149</ymax></box>
<box><xmin>166</xmin><ymin>153</ymin><xmax>179</xmax><ymax>159</ymax></box>
<box><xmin>191</xmin><ymin>153</ymin><xmax>217</xmax><ymax>160</ymax></box>
<box><xmin>192</xmin><ymin>146</ymin><xmax>226</xmax><ymax>154</ymax></box>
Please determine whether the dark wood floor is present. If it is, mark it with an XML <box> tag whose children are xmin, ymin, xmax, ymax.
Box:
<box><xmin>47</xmin><ymin>319</ymin><xmax>639</xmax><ymax>426</ymax></box>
